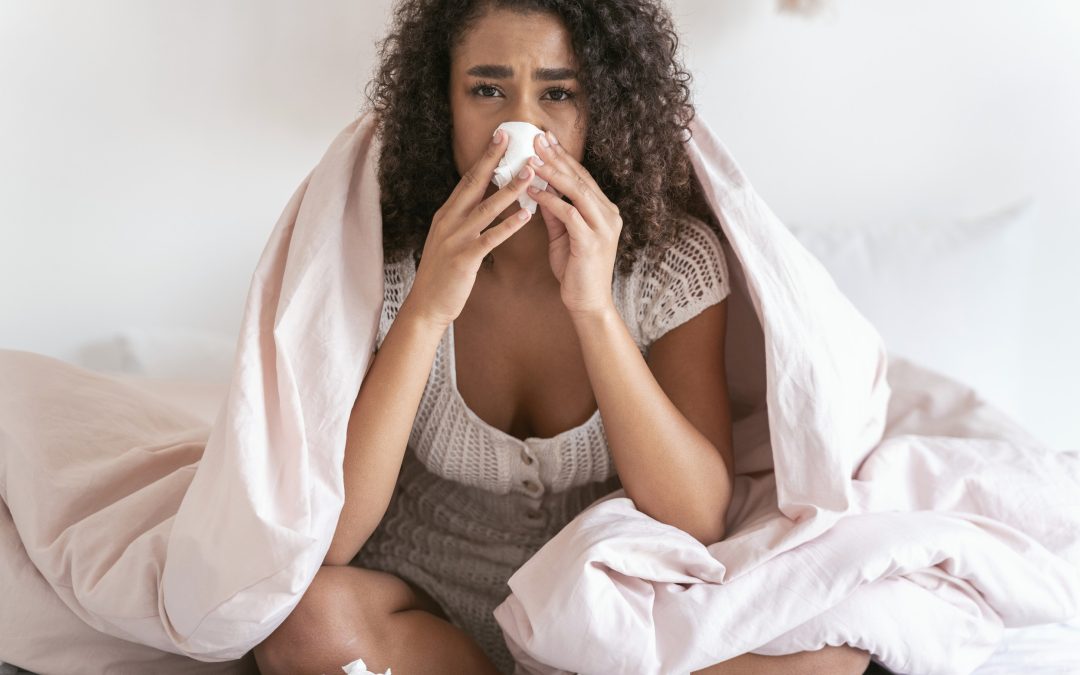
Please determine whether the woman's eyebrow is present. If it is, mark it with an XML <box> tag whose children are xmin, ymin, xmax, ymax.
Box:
<box><xmin>465</xmin><ymin>64</ymin><xmax>577</xmax><ymax>81</ymax></box>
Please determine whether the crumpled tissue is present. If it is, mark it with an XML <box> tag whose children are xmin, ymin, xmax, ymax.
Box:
<box><xmin>491</xmin><ymin>120</ymin><xmax>550</xmax><ymax>215</ymax></box>
<box><xmin>339</xmin><ymin>656</ymin><xmax>390</xmax><ymax>675</ymax></box>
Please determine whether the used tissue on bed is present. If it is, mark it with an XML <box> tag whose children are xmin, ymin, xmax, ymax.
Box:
<box><xmin>491</xmin><ymin>121</ymin><xmax>550</xmax><ymax>215</ymax></box>
<box><xmin>341</xmin><ymin>656</ymin><xmax>390</xmax><ymax>675</ymax></box>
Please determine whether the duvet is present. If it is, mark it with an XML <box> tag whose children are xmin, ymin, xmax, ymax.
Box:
<box><xmin>0</xmin><ymin>110</ymin><xmax>1076</xmax><ymax>675</ymax></box>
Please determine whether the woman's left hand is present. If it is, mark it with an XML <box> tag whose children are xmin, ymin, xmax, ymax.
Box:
<box><xmin>527</xmin><ymin>131</ymin><xmax>623</xmax><ymax>319</ymax></box>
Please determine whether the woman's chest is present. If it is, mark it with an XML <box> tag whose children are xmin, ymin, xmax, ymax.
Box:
<box><xmin>451</xmin><ymin>283</ymin><xmax>599</xmax><ymax>443</ymax></box>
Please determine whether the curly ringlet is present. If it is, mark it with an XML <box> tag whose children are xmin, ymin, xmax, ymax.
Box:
<box><xmin>361</xmin><ymin>0</ymin><xmax>722</xmax><ymax>274</ymax></box>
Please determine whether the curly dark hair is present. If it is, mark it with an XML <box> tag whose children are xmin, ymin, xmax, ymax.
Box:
<box><xmin>361</xmin><ymin>0</ymin><xmax>720</xmax><ymax>274</ymax></box>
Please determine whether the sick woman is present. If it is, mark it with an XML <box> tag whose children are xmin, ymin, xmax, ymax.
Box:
<box><xmin>253</xmin><ymin>1</ymin><xmax>872</xmax><ymax>673</ymax></box>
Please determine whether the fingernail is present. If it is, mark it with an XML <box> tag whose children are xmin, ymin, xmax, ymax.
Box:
<box><xmin>537</xmin><ymin>132</ymin><xmax>550</xmax><ymax>148</ymax></box>
<box><xmin>529</xmin><ymin>156</ymin><xmax>544</xmax><ymax>167</ymax></box>
<box><xmin>517</xmin><ymin>166</ymin><xmax>530</xmax><ymax>180</ymax></box>
<box><xmin>492</xmin><ymin>129</ymin><xmax>503</xmax><ymax>144</ymax></box>
<box><xmin>527</xmin><ymin>186</ymin><xmax>539</xmax><ymax>195</ymax></box>
<box><xmin>547</xmin><ymin>130</ymin><xmax>559</xmax><ymax>146</ymax></box>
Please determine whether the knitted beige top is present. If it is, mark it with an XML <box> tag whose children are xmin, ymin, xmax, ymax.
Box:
<box><xmin>351</xmin><ymin>214</ymin><xmax>731</xmax><ymax>674</ymax></box>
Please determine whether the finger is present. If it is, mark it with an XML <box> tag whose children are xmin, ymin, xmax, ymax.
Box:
<box><xmin>466</xmin><ymin>165</ymin><xmax>536</xmax><ymax>235</ymax></box>
<box><xmin>538</xmin><ymin>201</ymin><xmax>565</xmax><ymax>242</ymax></box>
<box><xmin>473</xmin><ymin>206</ymin><xmax>533</xmax><ymax>257</ymax></box>
<box><xmin>445</xmin><ymin>129</ymin><xmax>510</xmax><ymax>215</ymax></box>
<box><xmin>533</xmin><ymin>132</ymin><xmax>611</xmax><ymax>209</ymax></box>
<box><xmin>528</xmin><ymin>157</ymin><xmax>606</xmax><ymax>232</ymax></box>
<box><xmin>529</xmin><ymin>185</ymin><xmax>591</xmax><ymax>241</ymax></box>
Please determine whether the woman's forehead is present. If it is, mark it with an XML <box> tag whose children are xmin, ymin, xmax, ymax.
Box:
<box><xmin>453</xmin><ymin>8</ymin><xmax>576</xmax><ymax>66</ymax></box>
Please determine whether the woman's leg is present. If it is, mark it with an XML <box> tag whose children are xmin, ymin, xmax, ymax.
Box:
<box><xmin>691</xmin><ymin>645</ymin><xmax>872</xmax><ymax>675</ymax></box>
<box><xmin>253</xmin><ymin>565</ymin><xmax>501</xmax><ymax>675</ymax></box>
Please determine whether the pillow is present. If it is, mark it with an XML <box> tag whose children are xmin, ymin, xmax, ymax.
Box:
<box><xmin>971</xmin><ymin>612</ymin><xmax>1080</xmax><ymax>673</ymax></box>
<box><xmin>786</xmin><ymin>198</ymin><xmax>1036</xmax><ymax>434</ymax></box>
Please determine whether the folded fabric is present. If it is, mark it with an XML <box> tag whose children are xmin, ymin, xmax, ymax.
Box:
<box><xmin>491</xmin><ymin>119</ymin><xmax>1080</xmax><ymax>674</ymax></box>
<box><xmin>0</xmin><ymin>108</ymin><xmax>1077</xmax><ymax>675</ymax></box>
<box><xmin>496</xmin><ymin>357</ymin><xmax>1080</xmax><ymax>674</ymax></box>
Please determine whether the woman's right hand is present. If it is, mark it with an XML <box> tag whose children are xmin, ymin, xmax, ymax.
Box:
<box><xmin>402</xmin><ymin>128</ymin><xmax>536</xmax><ymax>330</ymax></box>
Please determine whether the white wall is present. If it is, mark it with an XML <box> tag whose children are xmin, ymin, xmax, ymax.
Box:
<box><xmin>0</xmin><ymin>0</ymin><xmax>393</xmax><ymax>353</ymax></box>
<box><xmin>667</xmin><ymin>0</ymin><xmax>1080</xmax><ymax>449</ymax></box>
<box><xmin>2</xmin><ymin>0</ymin><xmax>1077</xmax><ymax>448</ymax></box>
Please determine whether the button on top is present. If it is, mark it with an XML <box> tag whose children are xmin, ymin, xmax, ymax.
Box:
<box><xmin>523</xmin><ymin>506</ymin><xmax>546</xmax><ymax>528</ymax></box>
<box><xmin>520</xmin><ymin>449</ymin><xmax>535</xmax><ymax>465</ymax></box>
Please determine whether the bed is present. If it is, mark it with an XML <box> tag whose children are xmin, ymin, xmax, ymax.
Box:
<box><xmin>2</xmin><ymin>371</ymin><xmax>1076</xmax><ymax>674</ymax></box>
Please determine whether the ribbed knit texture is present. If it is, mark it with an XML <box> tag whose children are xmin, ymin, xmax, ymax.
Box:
<box><xmin>350</xmin><ymin>215</ymin><xmax>731</xmax><ymax>674</ymax></box>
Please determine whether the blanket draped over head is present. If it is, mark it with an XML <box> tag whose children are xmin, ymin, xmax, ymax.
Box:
<box><xmin>1</xmin><ymin>110</ymin><xmax>1078</xmax><ymax>675</ymax></box>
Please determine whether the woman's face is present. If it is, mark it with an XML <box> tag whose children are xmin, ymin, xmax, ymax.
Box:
<box><xmin>449</xmin><ymin>9</ymin><xmax>587</xmax><ymax>205</ymax></box>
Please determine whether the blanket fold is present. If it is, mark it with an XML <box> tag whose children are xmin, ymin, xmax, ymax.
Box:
<box><xmin>1</xmin><ymin>109</ymin><xmax>1077</xmax><ymax>675</ymax></box>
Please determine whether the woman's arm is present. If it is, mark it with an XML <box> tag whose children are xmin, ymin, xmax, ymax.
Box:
<box><xmin>323</xmin><ymin>301</ymin><xmax>446</xmax><ymax>566</ymax></box>
<box><xmin>570</xmin><ymin>300</ymin><xmax>734</xmax><ymax>545</ymax></box>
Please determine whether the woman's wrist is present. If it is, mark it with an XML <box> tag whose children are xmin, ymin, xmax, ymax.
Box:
<box><xmin>396</xmin><ymin>300</ymin><xmax>452</xmax><ymax>340</ymax></box>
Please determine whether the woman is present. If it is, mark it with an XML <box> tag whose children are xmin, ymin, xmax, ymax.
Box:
<box><xmin>254</xmin><ymin>1</ymin><xmax>873</xmax><ymax>674</ymax></box>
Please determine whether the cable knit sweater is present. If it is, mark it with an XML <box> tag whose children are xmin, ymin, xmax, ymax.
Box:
<box><xmin>350</xmin><ymin>214</ymin><xmax>731</xmax><ymax>674</ymax></box>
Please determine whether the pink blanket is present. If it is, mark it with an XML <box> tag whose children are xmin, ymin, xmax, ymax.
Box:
<box><xmin>1</xmin><ymin>110</ymin><xmax>1077</xmax><ymax>675</ymax></box>
<box><xmin>490</xmin><ymin>117</ymin><xmax>1080</xmax><ymax>675</ymax></box>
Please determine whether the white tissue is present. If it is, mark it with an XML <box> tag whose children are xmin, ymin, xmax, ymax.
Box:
<box><xmin>339</xmin><ymin>656</ymin><xmax>391</xmax><ymax>675</ymax></box>
<box><xmin>491</xmin><ymin>120</ymin><xmax>550</xmax><ymax>215</ymax></box>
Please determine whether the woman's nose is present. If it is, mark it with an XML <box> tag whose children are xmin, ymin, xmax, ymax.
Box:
<box><xmin>505</xmin><ymin>97</ymin><xmax>546</xmax><ymax>133</ymax></box>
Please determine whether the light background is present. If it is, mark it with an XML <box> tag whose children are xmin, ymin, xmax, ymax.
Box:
<box><xmin>1</xmin><ymin>0</ymin><xmax>1077</xmax><ymax>448</ymax></box>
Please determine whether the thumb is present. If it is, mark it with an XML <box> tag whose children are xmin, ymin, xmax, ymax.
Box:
<box><xmin>539</xmin><ymin>203</ymin><xmax>565</xmax><ymax>242</ymax></box>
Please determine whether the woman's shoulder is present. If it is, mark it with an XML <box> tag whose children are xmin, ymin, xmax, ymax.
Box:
<box><xmin>668</xmin><ymin>212</ymin><xmax>726</xmax><ymax>262</ymax></box>
<box><xmin>376</xmin><ymin>251</ymin><xmax>419</xmax><ymax>348</ymax></box>
<box><xmin>382</xmin><ymin>249</ymin><xmax>418</xmax><ymax>287</ymax></box>
<box><xmin>632</xmin><ymin>212</ymin><xmax>731</xmax><ymax>346</ymax></box>
<box><xmin>630</xmin><ymin>212</ymin><xmax>727</xmax><ymax>282</ymax></box>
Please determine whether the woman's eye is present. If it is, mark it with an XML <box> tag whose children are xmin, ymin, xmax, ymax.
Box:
<box><xmin>470</xmin><ymin>83</ymin><xmax>575</xmax><ymax>102</ymax></box>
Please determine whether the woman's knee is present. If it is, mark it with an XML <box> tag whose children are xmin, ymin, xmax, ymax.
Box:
<box><xmin>778</xmin><ymin>646</ymin><xmax>871</xmax><ymax>675</ymax></box>
<box><xmin>819</xmin><ymin>645</ymin><xmax>872</xmax><ymax>674</ymax></box>
<box><xmin>692</xmin><ymin>644</ymin><xmax>872</xmax><ymax>675</ymax></box>
<box><xmin>253</xmin><ymin>565</ymin><xmax>423</xmax><ymax>675</ymax></box>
